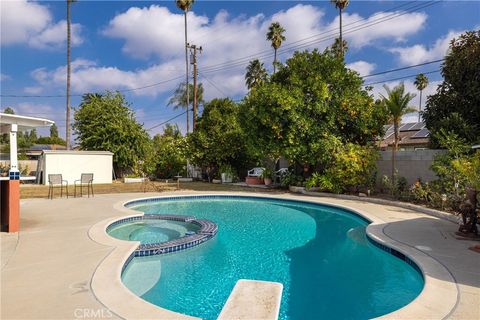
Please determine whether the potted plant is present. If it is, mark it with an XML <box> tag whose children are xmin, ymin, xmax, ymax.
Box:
<box><xmin>261</xmin><ymin>168</ymin><xmax>273</xmax><ymax>186</ymax></box>
<box><xmin>220</xmin><ymin>164</ymin><xmax>234</xmax><ymax>184</ymax></box>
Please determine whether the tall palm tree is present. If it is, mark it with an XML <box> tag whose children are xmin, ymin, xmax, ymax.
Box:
<box><xmin>168</xmin><ymin>82</ymin><xmax>204</xmax><ymax>117</ymax></box>
<box><xmin>266</xmin><ymin>22</ymin><xmax>286</xmax><ymax>73</ymax></box>
<box><xmin>66</xmin><ymin>0</ymin><xmax>76</xmax><ymax>150</ymax></box>
<box><xmin>175</xmin><ymin>0</ymin><xmax>195</xmax><ymax>133</ymax></box>
<box><xmin>380</xmin><ymin>83</ymin><xmax>416</xmax><ymax>187</ymax></box>
<box><xmin>330</xmin><ymin>0</ymin><xmax>350</xmax><ymax>57</ymax></box>
<box><xmin>245</xmin><ymin>59</ymin><xmax>268</xmax><ymax>90</ymax></box>
<box><xmin>414</xmin><ymin>73</ymin><xmax>429</xmax><ymax>122</ymax></box>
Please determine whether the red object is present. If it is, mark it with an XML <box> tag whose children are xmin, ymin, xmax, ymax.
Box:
<box><xmin>1</xmin><ymin>180</ymin><xmax>20</xmax><ymax>233</ymax></box>
<box><xmin>245</xmin><ymin>176</ymin><xmax>264</xmax><ymax>185</ymax></box>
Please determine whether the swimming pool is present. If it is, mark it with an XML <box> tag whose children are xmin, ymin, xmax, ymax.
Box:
<box><xmin>117</xmin><ymin>195</ymin><xmax>424</xmax><ymax>320</ymax></box>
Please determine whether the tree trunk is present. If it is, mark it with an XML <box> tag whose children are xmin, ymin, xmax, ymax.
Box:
<box><xmin>66</xmin><ymin>0</ymin><xmax>71</xmax><ymax>150</ymax></box>
<box><xmin>339</xmin><ymin>7</ymin><xmax>343</xmax><ymax>56</ymax></box>
<box><xmin>392</xmin><ymin>122</ymin><xmax>399</xmax><ymax>189</ymax></box>
<box><xmin>184</xmin><ymin>11</ymin><xmax>190</xmax><ymax>134</ymax></box>
<box><xmin>418</xmin><ymin>89</ymin><xmax>423</xmax><ymax>122</ymax></box>
<box><xmin>273</xmin><ymin>48</ymin><xmax>277</xmax><ymax>74</ymax></box>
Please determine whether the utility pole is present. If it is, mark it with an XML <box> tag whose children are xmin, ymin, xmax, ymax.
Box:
<box><xmin>187</xmin><ymin>43</ymin><xmax>202</xmax><ymax>130</ymax></box>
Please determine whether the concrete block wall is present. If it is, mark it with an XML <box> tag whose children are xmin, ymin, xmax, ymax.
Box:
<box><xmin>376</xmin><ymin>150</ymin><xmax>446</xmax><ymax>185</ymax></box>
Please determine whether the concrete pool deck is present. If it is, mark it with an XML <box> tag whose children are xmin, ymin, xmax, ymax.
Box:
<box><xmin>1</xmin><ymin>191</ymin><xmax>479</xmax><ymax>319</ymax></box>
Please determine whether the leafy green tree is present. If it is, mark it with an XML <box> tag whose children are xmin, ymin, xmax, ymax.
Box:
<box><xmin>73</xmin><ymin>91</ymin><xmax>151</xmax><ymax>176</ymax></box>
<box><xmin>423</xmin><ymin>30</ymin><xmax>480</xmax><ymax>146</ymax></box>
<box><xmin>245</xmin><ymin>59</ymin><xmax>268</xmax><ymax>90</ymax></box>
<box><xmin>414</xmin><ymin>73</ymin><xmax>429</xmax><ymax>122</ymax></box>
<box><xmin>50</xmin><ymin>123</ymin><xmax>59</xmax><ymax>138</ymax></box>
<box><xmin>176</xmin><ymin>0</ymin><xmax>195</xmax><ymax>133</ymax></box>
<box><xmin>28</xmin><ymin>129</ymin><xmax>38</xmax><ymax>144</ymax></box>
<box><xmin>380</xmin><ymin>83</ymin><xmax>416</xmax><ymax>186</ymax></box>
<box><xmin>188</xmin><ymin>98</ymin><xmax>256</xmax><ymax>180</ymax></box>
<box><xmin>242</xmin><ymin>49</ymin><xmax>385</xmax><ymax>171</ymax></box>
<box><xmin>151</xmin><ymin>124</ymin><xmax>187</xmax><ymax>178</ymax></box>
<box><xmin>36</xmin><ymin>136</ymin><xmax>66</xmax><ymax>146</ymax></box>
<box><xmin>266</xmin><ymin>22</ymin><xmax>286</xmax><ymax>73</ymax></box>
<box><xmin>3</xmin><ymin>107</ymin><xmax>15</xmax><ymax>114</ymax></box>
<box><xmin>330</xmin><ymin>0</ymin><xmax>350</xmax><ymax>57</ymax></box>
<box><xmin>331</xmin><ymin>37</ymin><xmax>348</xmax><ymax>58</ymax></box>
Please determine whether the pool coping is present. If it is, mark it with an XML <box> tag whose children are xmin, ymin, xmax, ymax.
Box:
<box><xmin>88</xmin><ymin>192</ymin><xmax>458</xmax><ymax>320</ymax></box>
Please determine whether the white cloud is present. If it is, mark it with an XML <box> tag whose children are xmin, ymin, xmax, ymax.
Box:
<box><xmin>347</xmin><ymin>61</ymin><xmax>376</xmax><ymax>76</ymax></box>
<box><xmin>0</xmin><ymin>0</ymin><xmax>82</xmax><ymax>49</ymax></box>
<box><xmin>29</xmin><ymin>4</ymin><xmax>429</xmax><ymax>99</ymax></box>
<box><xmin>1</xmin><ymin>73</ymin><xmax>10</xmax><ymax>81</ymax></box>
<box><xmin>23</xmin><ymin>86</ymin><xmax>43</xmax><ymax>94</ymax></box>
<box><xmin>29</xmin><ymin>20</ymin><xmax>83</xmax><ymax>49</ymax></box>
<box><xmin>390</xmin><ymin>30</ymin><xmax>463</xmax><ymax>65</ymax></box>
<box><xmin>328</xmin><ymin>11</ymin><xmax>427</xmax><ymax>50</ymax></box>
<box><xmin>31</xmin><ymin>58</ymin><xmax>184</xmax><ymax>97</ymax></box>
<box><xmin>370</xmin><ymin>79</ymin><xmax>442</xmax><ymax>122</ymax></box>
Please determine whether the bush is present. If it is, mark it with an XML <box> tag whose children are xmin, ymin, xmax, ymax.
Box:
<box><xmin>280</xmin><ymin>172</ymin><xmax>305</xmax><ymax>187</ymax></box>
<box><xmin>305</xmin><ymin>173</ymin><xmax>337</xmax><ymax>192</ymax></box>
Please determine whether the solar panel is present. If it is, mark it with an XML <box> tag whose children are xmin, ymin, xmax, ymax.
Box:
<box><xmin>409</xmin><ymin>122</ymin><xmax>425</xmax><ymax>131</ymax></box>
<box><xmin>383</xmin><ymin>125</ymin><xmax>394</xmax><ymax>139</ymax></box>
<box><xmin>412</xmin><ymin>128</ymin><xmax>430</xmax><ymax>138</ymax></box>
<box><xmin>399</xmin><ymin>123</ymin><xmax>417</xmax><ymax>132</ymax></box>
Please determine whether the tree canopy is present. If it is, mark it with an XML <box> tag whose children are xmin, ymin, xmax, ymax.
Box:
<box><xmin>150</xmin><ymin>124</ymin><xmax>187</xmax><ymax>178</ymax></box>
<box><xmin>423</xmin><ymin>30</ymin><xmax>480</xmax><ymax>146</ymax></box>
<box><xmin>241</xmin><ymin>49</ymin><xmax>385</xmax><ymax>167</ymax></box>
<box><xmin>73</xmin><ymin>91</ymin><xmax>150</xmax><ymax>175</ymax></box>
<box><xmin>188</xmin><ymin>98</ymin><xmax>255</xmax><ymax>179</ymax></box>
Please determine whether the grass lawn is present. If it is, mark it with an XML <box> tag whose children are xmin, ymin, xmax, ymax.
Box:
<box><xmin>20</xmin><ymin>181</ymin><xmax>279</xmax><ymax>199</ymax></box>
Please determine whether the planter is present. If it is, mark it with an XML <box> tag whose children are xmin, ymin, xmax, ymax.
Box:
<box><xmin>124</xmin><ymin>177</ymin><xmax>146</xmax><ymax>183</ymax></box>
<box><xmin>212</xmin><ymin>179</ymin><xmax>222</xmax><ymax>184</ymax></box>
<box><xmin>289</xmin><ymin>185</ymin><xmax>305</xmax><ymax>193</ymax></box>
<box><xmin>264</xmin><ymin>178</ymin><xmax>273</xmax><ymax>186</ymax></box>
<box><xmin>221</xmin><ymin>173</ymin><xmax>233</xmax><ymax>184</ymax></box>
<box><xmin>245</xmin><ymin>176</ymin><xmax>264</xmax><ymax>185</ymax></box>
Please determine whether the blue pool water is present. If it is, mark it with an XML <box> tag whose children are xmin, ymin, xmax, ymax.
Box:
<box><xmin>119</xmin><ymin>196</ymin><xmax>423</xmax><ymax>320</ymax></box>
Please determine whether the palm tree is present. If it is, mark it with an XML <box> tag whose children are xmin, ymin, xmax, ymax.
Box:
<box><xmin>175</xmin><ymin>0</ymin><xmax>195</xmax><ymax>133</ymax></box>
<box><xmin>330</xmin><ymin>0</ymin><xmax>350</xmax><ymax>57</ymax></box>
<box><xmin>168</xmin><ymin>82</ymin><xmax>204</xmax><ymax>117</ymax></box>
<box><xmin>266</xmin><ymin>22</ymin><xmax>286</xmax><ymax>73</ymax></box>
<box><xmin>414</xmin><ymin>73</ymin><xmax>429</xmax><ymax>122</ymax></box>
<box><xmin>380</xmin><ymin>83</ymin><xmax>416</xmax><ymax>186</ymax></box>
<box><xmin>245</xmin><ymin>59</ymin><xmax>268</xmax><ymax>90</ymax></box>
<box><xmin>66</xmin><ymin>0</ymin><xmax>76</xmax><ymax>150</ymax></box>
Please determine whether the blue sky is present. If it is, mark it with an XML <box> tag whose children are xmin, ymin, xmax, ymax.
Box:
<box><xmin>1</xmin><ymin>1</ymin><xmax>479</xmax><ymax>139</ymax></box>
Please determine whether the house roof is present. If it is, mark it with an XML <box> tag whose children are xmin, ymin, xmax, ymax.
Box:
<box><xmin>378</xmin><ymin>122</ymin><xmax>430</xmax><ymax>148</ymax></box>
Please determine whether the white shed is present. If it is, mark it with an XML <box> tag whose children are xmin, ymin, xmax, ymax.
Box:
<box><xmin>39</xmin><ymin>151</ymin><xmax>113</xmax><ymax>185</ymax></box>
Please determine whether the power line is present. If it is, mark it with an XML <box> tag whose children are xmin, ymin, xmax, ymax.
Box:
<box><xmin>0</xmin><ymin>75</ymin><xmax>183</xmax><ymax>98</ymax></box>
<box><xmin>362</xmin><ymin>59</ymin><xmax>444</xmax><ymax>78</ymax></box>
<box><xmin>201</xmin><ymin>1</ymin><xmax>439</xmax><ymax>74</ymax></box>
<box><xmin>199</xmin><ymin>72</ymin><xmax>228</xmax><ymax>97</ymax></box>
<box><xmin>147</xmin><ymin>108</ymin><xmax>193</xmax><ymax>131</ymax></box>
<box><xmin>364</xmin><ymin>69</ymin><xmax>440</xmax><ymax>86</ymax></box>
